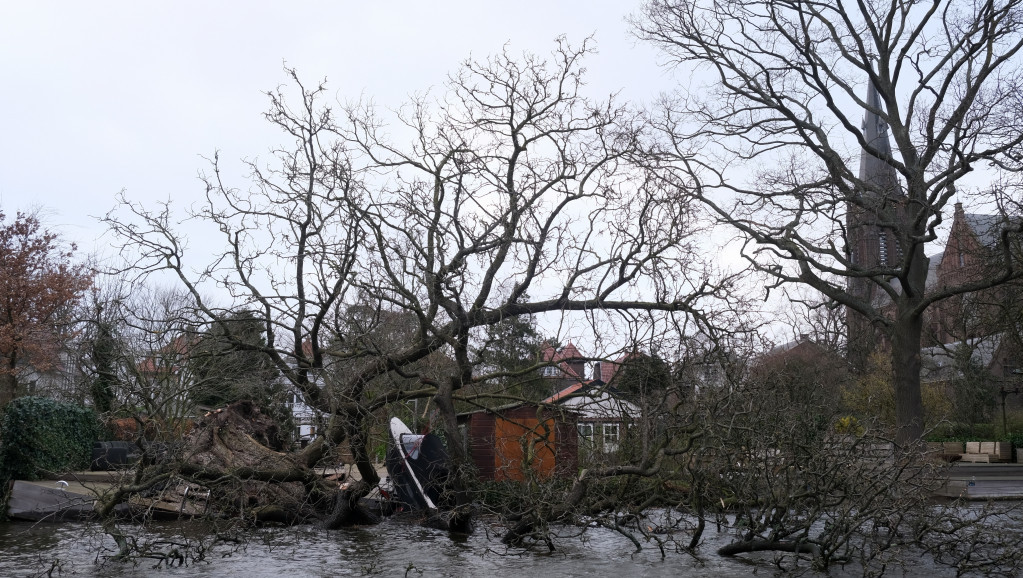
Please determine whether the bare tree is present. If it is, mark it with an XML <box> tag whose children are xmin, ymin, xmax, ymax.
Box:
<box><xmin>103</xmin><ymin>286</ymin><xmax>211</xmax><ymax>437</ymax></box>
<box><xmin>682</xmin><ymin>356</ymin><xmax>1021</xmax><ymax>573</ymax></box>
<box><xmin>489</xmin><ymin>327</ymin><xmax>1023</xmax><ymax>573</ymax></box>
<box><xmin>101</xmin><ymin>40</ymin><xmax>730</xmax><ymax>530</ymax></box>
<box><xmin>636</xmin><ymin>0</ymin><xmax>1023</xmax><ymax>444</ymax></box>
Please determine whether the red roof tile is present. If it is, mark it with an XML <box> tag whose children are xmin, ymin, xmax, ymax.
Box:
<box><xmin>553</xmin><ymin>342</ymin><xmax>582</xmax><ymax>362</ymax></box>
<box><xmin>540</xmin><ymin>342</ymin><xmax>558</xmax><ymax>362</ymax></box>
<box><xmin>541</xmin><ymin>382</ymin><xmax>585</xmax><ymax>404</ymax></box>
<box><xmin>539</xmin><ymin>341</ymin><xmax>587</xmax><ymax>379</ymax></box>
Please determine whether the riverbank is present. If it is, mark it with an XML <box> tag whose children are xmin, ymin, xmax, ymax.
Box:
<box><xmin>8</xmin><ymin>460</ymin><xmax>1023</xmax><ymax>523</ymax></box>
<box><xmin>4</xmin><ymin>462</ymin><xmax>394</xmax><ymax>523</ymax></box>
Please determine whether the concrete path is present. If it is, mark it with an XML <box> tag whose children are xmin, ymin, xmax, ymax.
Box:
<box><xmin>937</xmin><ymin>463</ymin><xmax>1023</xmax><ymax>499</ymax></box>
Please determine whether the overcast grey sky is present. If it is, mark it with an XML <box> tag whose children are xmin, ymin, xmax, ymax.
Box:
<box><xmin>0</xmin><ymin>1</ymin><xmax>679</xmax><ymax>254</ymax></box>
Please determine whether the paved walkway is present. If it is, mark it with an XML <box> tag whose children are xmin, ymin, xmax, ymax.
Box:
<box><xmin>937</xmin><ymin>463</ymin><xmax>1023</xmax><ymax>499</ymax></box>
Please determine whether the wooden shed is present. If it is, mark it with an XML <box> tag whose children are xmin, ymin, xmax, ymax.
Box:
<box><xmin>459</xmin><ymin>403</ymin><xmax>578</xmax><ymax>482</ymax></box>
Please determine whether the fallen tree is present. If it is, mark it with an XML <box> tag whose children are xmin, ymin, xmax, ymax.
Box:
<box><xmin>87</xmin><ymin>34</ymin><xmax>1023</xmax><ymax>575</ymax></box>
<box><xmin>101</xmin><ymin>39</ymin><xmax>726</xmax><ymax>536</ymax></box>
<box><xmin>94</xmin><ymin>401</ymin><xmax>341</xmax><ymax>557</ymax></box>
<box><xmin>476</xmin><ymin>339</ymin><xmax>1023</xmax><ymax>575</ymax></box>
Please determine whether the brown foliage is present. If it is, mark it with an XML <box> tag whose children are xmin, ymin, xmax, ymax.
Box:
<box><xmin>0</xmin><ymin>210</ymin><xmax>92</xmax><ymax>407</ymax></box>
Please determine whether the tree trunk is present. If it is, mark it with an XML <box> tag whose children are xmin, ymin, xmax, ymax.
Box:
<box><xmin>322</xmin><ymin>480</ymin><xmax>379</xmax><ymax>528</ymax></box>
<box><xmin>0</xmin><ymin>372</ymin><xmax>17</xmax><ymax>410</ymax></box>
<box><xmin>891</xmin><ymin>207</ymin><xmax>930</xmax><ymax>446</ymax></box>
<box><xmin>298</xmin><ymin>412</ymin><xmax>351</xmax><ymax>468</ymax></box>
<box><xmin>892</xmin><ymin>307</ymin><xmax>925</xmax><ymax>446</ymax></box>
<box><xmin>347</xmin><ymin>417</ymin><xmax>380</xmax><ymax>488</ymax></box>
<box><xmin>717</xmin><ymin>539</ymin><xmax>822</xmax><ymax>559</ymax></box>
<box><xmin>433</xmin><ymin>374</ymin><xmax>474</xmax><ymax>533</ymax></box>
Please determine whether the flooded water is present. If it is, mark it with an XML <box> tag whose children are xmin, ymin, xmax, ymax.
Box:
<box><xmin>0</xmin><ymin>515</ymin><xmax>975</xmax><ymax>577</ymax></box>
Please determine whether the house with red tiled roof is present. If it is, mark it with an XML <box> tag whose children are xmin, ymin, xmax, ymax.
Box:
<box><xmin>538</xmin><ymin>342</ymin><xmax>639</xmax><ymax>389</ymax></box>
<box><xmin>542</xmin><ymin>382</ymin><xmax>637</xmax><ymax>454</ymax></box>
<box><xmin>538</xmin><ymin>343</ymin><xmax>639</xmax><ymax>454</ymax></box>
<box><xmin>538</xmin><ymin>341</ymin><xmax>587</xmax><ymax>387</ymax></box>
<box><xmin>136</xmin><ymin>334</ymin><xmax>196</xmax><ymax>377</ymax></box>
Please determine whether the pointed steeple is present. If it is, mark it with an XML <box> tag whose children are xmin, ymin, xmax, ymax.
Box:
<box><xmin>846</xmin><ymin>77</ymin><xmax>905</xmax><ymax>371</ymax></box>
<box><xmin>858</xmin><ymin>81</ymin><xmax>900</xmax><ymax>197</ymax></box>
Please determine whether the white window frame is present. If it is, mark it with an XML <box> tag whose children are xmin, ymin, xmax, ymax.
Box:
<box><xmin>577</xmin><ymin>423</ymin><xmax>593</xmax><ymax>439</ymax></box>
<box><xmin>602</xmin><ymin>422</ymin><xmax>620</xmax><ymax>452</ymax></box>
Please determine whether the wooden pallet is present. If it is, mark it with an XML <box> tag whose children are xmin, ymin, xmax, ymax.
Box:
<box><xmin>960</xmin><ymin>442</ymin><xmax>1012</xmax><ymax>463</ymax></box>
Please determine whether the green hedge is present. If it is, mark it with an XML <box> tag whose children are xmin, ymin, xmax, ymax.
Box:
<box><xmin>0</xmin><ymin>396</ymin><xmax>101</xmax><ymax>482</ymax></box>
<box><xmin>926</xmin><ymin>430</ymin><xmax>1023</xmax><ymax>446</ymax></box>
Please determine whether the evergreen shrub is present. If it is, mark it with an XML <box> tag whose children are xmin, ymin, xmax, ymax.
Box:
<box><xmin>0</xmin><ymin>396</ymin><xmax>101</xmax><ymax>482</ymax></box>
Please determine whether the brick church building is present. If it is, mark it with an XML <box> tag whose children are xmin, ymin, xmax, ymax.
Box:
<box><xmin>846</xmin><ymin>80</ymin><xmax>1022</xmax><ymax>392</ymax></box>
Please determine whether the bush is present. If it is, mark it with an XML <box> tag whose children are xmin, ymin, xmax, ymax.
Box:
<box><xmin>925</xmin><ymin>423</ymin><xmax>1022</xmax><ymax>443</ymax></box>
<box><xmin>0</xmin><ymin>396</ymin><xmax>101</xmax><ymax>482</ymax></box>
<box><xmin>1006</xmin><ymin>432</ymin><xmax>1023</xmax><ymax>449</ymax></box>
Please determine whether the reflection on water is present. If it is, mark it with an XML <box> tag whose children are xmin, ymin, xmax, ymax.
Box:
<box><xmin>0</xmin><ymin>514</ymin><xmax>967</xmax><ymax>577</ymax></box>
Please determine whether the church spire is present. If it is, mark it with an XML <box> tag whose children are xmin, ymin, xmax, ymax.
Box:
<box><xmin>857</xmin><ymin>81</ymin><xmax>900</xmax><ymax>197</ymax></box>
<box><xmin>846</xmin><ymin>77</ymin><xmax>904</xmax><ymax>371</ymax></box>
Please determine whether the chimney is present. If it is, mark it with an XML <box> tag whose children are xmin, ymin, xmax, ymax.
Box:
<box><xmin>954</xmin><ymin>202</ymin><xmax>964</xmax><ymax>218</ymax></box>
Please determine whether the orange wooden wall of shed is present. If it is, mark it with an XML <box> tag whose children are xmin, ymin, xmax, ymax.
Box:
<box><xmin>493</xmin><ymin>416</ymin><xmax>557</xmax><ymax>481</ymax></box>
